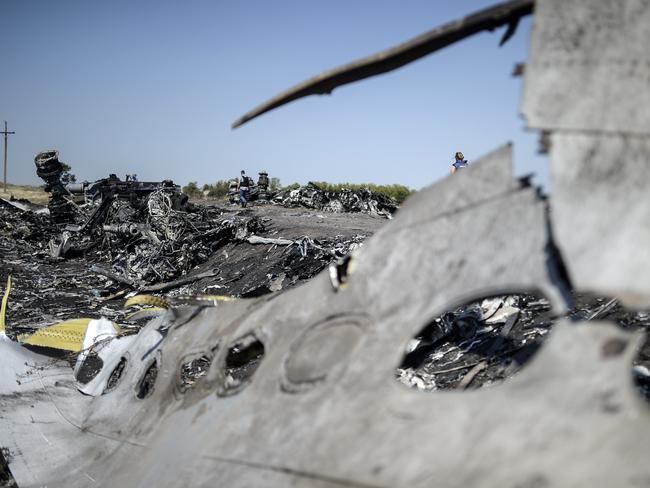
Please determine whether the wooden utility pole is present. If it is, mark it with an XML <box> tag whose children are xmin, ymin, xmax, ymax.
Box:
<box><xmin>1</xmin><ymin>121</ymin><xmax>16</xmax><ymax>193</ymax></box>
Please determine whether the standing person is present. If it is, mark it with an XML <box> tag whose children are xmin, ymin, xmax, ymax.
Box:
<box><xmin>238</xmin><ymin>170</ymin><xmax>250</xmax><ymax>207</ymax></box>
<box><xmin>450</xmin><ymin>151</ymin><xmax>469</xmax><ymax>174</ymax></box>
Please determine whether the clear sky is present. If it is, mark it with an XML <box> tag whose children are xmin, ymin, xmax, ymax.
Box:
<box><xmin>1</xmin><ymin>0</ymin><xmax>549</xmax><ymax>191</ymax></box>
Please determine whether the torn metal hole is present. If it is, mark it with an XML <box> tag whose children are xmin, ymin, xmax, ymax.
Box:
<box><xmin>328</xmin><ymin>253</ymin><xmax>355</xmax><ymax>291</ymax></box>
<box><xmin>103</xmin><ymin>357</ymin><xmax>127</xmax><ymax>394</ymax></box>
<box><xmin>220</xmin><ymin>334</ymin><xmax>265</xmax><ymax>394</ymax></box>
<box><xmin>74</xmin><ymin>352</ymin><xmax>104</xmax><ymax>385</ymax></box>
<box><xmin>397</xmin><ymin>293</ymin><xmax>554</xmax><ymax>391</ymax></box>
<box><xmin>396</xmin><ymin>291</ymin><xmax>650</xmax><ymax>401</ymax></box>
<box><xmin>179</xmin><ymin>355</ymin><xmax>213</xmax><ymax>393</ymax></box>
<box><xmin>136</xmin><ymin>360</ymin><xmax>159</xmax><ymax>399</ymax></box>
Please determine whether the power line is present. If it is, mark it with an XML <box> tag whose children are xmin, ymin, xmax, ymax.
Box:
<box><xmin>1</xmin><ymin>121</ymin><xmax>16</xmax><ymax>193</ymax></box>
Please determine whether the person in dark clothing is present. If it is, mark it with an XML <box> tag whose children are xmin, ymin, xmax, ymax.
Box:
<box><xmin>450</xmin><ymin>151</ymin><xmax>469</xmax><ymax>174</ymax></box>
<box><xmin>238</xmin><ymin>170</ymin><xmax>251</xmax><ymax>207</ymax></box>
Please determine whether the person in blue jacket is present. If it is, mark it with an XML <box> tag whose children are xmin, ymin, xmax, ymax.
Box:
<box><xmin>450</xmin><ymin>151</ymin><xmax>469</xmax><ymax>174</ymax></box>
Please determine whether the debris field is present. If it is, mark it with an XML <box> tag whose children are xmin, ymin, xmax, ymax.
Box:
<box><xmin>3</xmin><ymin>154</ymin><xmax>650</xmax><ymax>487</ymax></box>
<box><xmin>0</xmin><ymin>195</ymin><xmax>380</xmax><ymax>338</ymax></box>
<box><xmin>272</xmin><ymin>182</ymin><xmax>397</xmax><ymax>218</ymax></box>
<box><xmin>397</xmin><ymin>293</ymin><xmax>650</xmax><ymax>396</ymax></box>
<box><xmin>3</xmin><ymin>0</ymin><xmax>650</xmax><ymax>484</ymax></box>
<box><xmin>3</xmin><ymin>190</ymin><xmax>650</xmax><ymax>398</ymax></box>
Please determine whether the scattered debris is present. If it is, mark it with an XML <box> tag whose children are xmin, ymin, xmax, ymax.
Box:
<box><xmin>0</xmin><ymin>194</ymin><xmax>378</xmax><ymax>338</ymax></box>
<box><xmin>35</xmin><ymin>150</ymin><xmax>188</xmax><ymax>228</ymax></box>
<box><xmin>4</xmin><ymin>148</ymin><xmax>650</xmax><ymax>487</ymax></box>
<box><xmin>398</xmin><ymin>295</ymin><xmax>552</xmax><ymax>390</ymax></box>
<box><xmin>272</xmin><ymin>183</ymin><xmax>397</xmax><ymax>218</ymax></box>
<box><xmin>4</xmin><ymin>0</ymin><xmax>650</xmax><ymax>485</ymax></box>
<box><xmin>222</xmin><ymin>334</ymin><xmax>265</xmax><ymax>393</ymax></box>
<box><xmin>398</xmin><ymin>293</ymin><xmax>650</xmax><ymax>396</ymax></box>
<box><xmin>180</xmin><ymin>355</ymin><xmax>213</xmax><ymax>392</ymax></box>
<box><xmin>0</xmin><ymin>196</ymin><xmax>48</xmax><ymax>214</ymax></box>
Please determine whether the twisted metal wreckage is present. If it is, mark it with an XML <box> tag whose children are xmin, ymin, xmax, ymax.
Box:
<box><xmin>2</xmin><ymin>0</ymin><xmax>650</xmax><ymax>486</ymax></box>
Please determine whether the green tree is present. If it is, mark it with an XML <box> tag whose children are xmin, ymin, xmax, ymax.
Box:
<box><xmin>206</xmin><ymin>180</ymin><xmax>230</xmax><ymax>198</ymax></box>
<box><xmin>270</xmin><ymin>177</ymin><xmax>281</xmax><ymax>192</ymax></box>
<box><xmin>182</xmin><ymin>181</ymin><xmax>201</xmax><ymax>198</ymax></box>
<box><xmin>60</xmin><ymin>162</ymin><xmax>77</xmax><ymax>184</ymax></box>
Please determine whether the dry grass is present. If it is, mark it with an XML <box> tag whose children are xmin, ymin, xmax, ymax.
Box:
<box><xmin>0</xmin><ymin>183</ymin><xmax>49</xmax><ymax>204</ymax></box>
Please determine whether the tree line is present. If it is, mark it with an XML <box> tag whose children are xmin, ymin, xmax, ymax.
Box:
<box><xmin>182</xmin><ymin>178</ymin><xmax>280</xmax><ymax>199</ymax></box>
<box><xmin>182</xmin><ymin>179</ymin><xmax>414</xmax><ymax>204</ymax></box>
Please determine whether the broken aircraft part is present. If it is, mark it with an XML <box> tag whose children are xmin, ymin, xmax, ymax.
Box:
<box><xmin>398</xmin><ymin>292</ymin><xmax>650</xmax><ymax>394</ymax></box>
<box><xmin>3</xmin><ymin>0</ymin><xmax>650</xmax><ymax>486</ymax></box>
<box><xmin>231</xmin><ymin>0</ymin><xmax>534</xmax><ymax>128</ymax></box>
<box><xmin>520</xmin><ymin>0</ymin><xmax>650</xmax><ymax>308</ymax></box>
<box><xmin>6</xmin><ymin>147</ymin><xmax>650</xmax><ymax>487</ymax></box>
<box><xmin>35</xmin><ymin>150</ymin><xmax>188</xmax><ymax>232</ymax></box>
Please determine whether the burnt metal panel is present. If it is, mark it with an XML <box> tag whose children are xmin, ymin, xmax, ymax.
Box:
<box><xmin>521</xmin><ymin>0</ymin><xmax>650</xmax><ymax>134</ymax></box>
<box><xmin>549</xmin><ymin>133</ymin><xmax>650</xmax><ymax>306</ymax></box>
<box><xmin>523</xmin><ymin>0</ymin><xmax>650</xmax><ymax>306</ymax></box>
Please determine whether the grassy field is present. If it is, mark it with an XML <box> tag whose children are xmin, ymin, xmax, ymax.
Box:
<box><xmin>0</xmin><ymin>183</ymin><xmax>49</xmax><ymax>204</ymax></box>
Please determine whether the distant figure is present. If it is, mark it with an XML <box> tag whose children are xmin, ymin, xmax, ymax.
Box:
<box><xmin>257</xmin><ymin>171</ymin><xmax>269</xmax><ymax>190</ymax></box>
<box><xmin>450</xmin><ymin>151</ymin><xmax>469</xmax><ymax>174</ymax></box>
<box><xmin>228</xmin><ymin>179</ymin><xmax>239</xmax><ymax>204</ymax></box>
<box><xmin>238</xmin><ymin>170</ymin><xmax>251</xmax><ymax>207</ymax></box>
<box><xmin>125</xmin><ymin>173</ymin><xmax>138</xmax><ymax>182</ymax></box>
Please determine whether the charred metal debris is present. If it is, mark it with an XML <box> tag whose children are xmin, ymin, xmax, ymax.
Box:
<box><xmin>0</xmin><ymin>172</ymin><xmax>374</xmax><ymax>336</ymax></box>
<box><xmin>226</xmin><ymin>177</ymin><xmax>399</xmax><ymax>218</ymax></box>
<box><xmin>272</xmin><ymin>182</ymin><xmax>397</xmax><ymax>218</ymax></box>
<box><xmin>0</xmin><ymin>153</ymin><xmax>396</xmax><ymax>331</ymax></box>
<box><xmin>4</xmin><ymin>0</ymin><xmax>650</xmax><ymax>486</ymax></box>
<box><xmin>5</xmin><ymin>146</ymin><xmax>650</xmax><ymax>487</ymax></box>
<box><xmin>398</xmin><ymin>293</ymin><xmax>650</xmax><ymax>396</ymax></box>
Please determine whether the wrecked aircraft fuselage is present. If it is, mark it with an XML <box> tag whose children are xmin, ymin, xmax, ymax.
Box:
<box><xmin>2</xmin><ymin>0</ymin><xmax>650</xmax><ymax>486</ymax></box>
<box><xmin>3</xmin><ymin>148</ymin><xmax>650</xmax><ymax>487</ymax></box>
<box><xmin>35</xmin><ymin>149</ymin><xmax>188</xmax><ymax>230</ymax></box>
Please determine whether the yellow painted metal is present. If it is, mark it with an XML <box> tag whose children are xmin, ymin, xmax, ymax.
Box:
<box><xmin>20</xmin><ymin>318</ymin><xmax>100</xmax><ymax>352</ymax></box>
<box><xmin>0</xmin><ymin>275</ymin><xmax>11</xmax><ymax>333</ymax></box>
<box><xmin>125</xmin><ymin>307</ymin><xmax>167</xmax><ymax>321</ymax></box>
<box><xmin>124</xmin><ymin>295</ymin><xmax>170</xmax><ymax>309</ymax></box>
<box><xmin>123</xmin><ymin>294</ymin><xmax>235</xmax><ymax>317</ymax></box>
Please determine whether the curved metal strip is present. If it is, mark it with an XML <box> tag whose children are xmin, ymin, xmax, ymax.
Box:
<box><xmin>232</xmin><ymin>0</ymin><xmax>534</xmax><ymax>128</ymax></box>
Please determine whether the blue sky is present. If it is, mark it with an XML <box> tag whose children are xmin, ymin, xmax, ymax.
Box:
<box><xmin>1</xmin><ymin>0</ymin><xmax>549</xmax><ymax>191</ymax></box>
